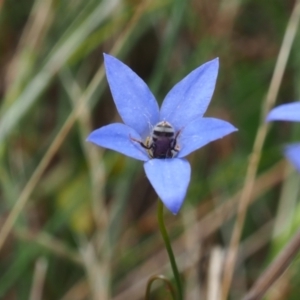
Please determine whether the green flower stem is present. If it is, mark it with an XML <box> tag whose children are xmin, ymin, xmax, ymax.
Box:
<box><xmin>145</xmin><ymin>274</ymin><xmax>176</xmax><ymax>300</ymax></box>
<box><xmin>157</xmin><ymin>199</ymin><xmax>183</xmax><ymax>300</ymax></box>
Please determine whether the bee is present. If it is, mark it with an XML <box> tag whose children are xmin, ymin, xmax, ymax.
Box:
<box><xmin>131</xmin><ymin>121</ymin><xmax>180</xmax><ymax>158</ymax></box>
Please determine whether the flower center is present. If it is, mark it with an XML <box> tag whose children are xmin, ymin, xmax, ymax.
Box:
<box><xmin>145</xmin><ymin>121</ymin><xmax>180</xmax><ymax>159</ymax></box>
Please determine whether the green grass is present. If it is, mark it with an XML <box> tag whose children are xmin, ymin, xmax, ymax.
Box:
<box><xmin>0</xmin><ymin>0</ymin><xmax>300</xmax><ymax>299</ymax></box>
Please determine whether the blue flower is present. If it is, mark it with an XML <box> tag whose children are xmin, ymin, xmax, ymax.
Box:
<box><xmin>267</xmin><ymin>102</ymin><xmax>300</xmax><ymax>173</ymax></box>
<box><xmin>87</xmin><ymin>54</ymin><xmax>237</xmax><ymax>214</ymax></box>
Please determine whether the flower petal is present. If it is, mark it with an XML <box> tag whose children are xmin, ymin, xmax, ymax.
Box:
<box><xmin>104</xmin><ymin>54</ymin><xmax>159</xmax><ymax>137</ymax></box>
<box><xmin>266</xmin><ymin>102</ymin><xmax>300</xmax><ymax>122</ymax></box>
<box><xmin>87</xmin><ymin>123</ymin><xmax>149</xmax><ymax>161</ymax></box>
<box><xmin>160</xmin><ymin>58</ymin><xmax>219</xmax><ymax>129</ymax></box>
<box><xmin>177</xmin><ymin>118</ymin><xmax>237</xmax><ymax>157</ymax></box>
<box><xmin>284</xmin><ymin>143</ymin><xmax>300</xmax><ymax>173</ymax></box>
<box><xmin>144</xmin><ymin>158</ymin><xmax>191</xmax><ymax>214</ymax></box>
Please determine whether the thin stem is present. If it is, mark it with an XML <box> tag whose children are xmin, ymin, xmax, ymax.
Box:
<box><xmin>157</xmin><ymin>200</ymin><xmax>183</xmax><ymax>300</ymax></box>
<box><xmin>221</xmin><ymin>1</ymin><xmax>300</xmax><ymax>298</ymax></box>
<box><xmin>145</xmin><ymin>274</ymin><xmax>176</xmax><ymax>300</ymax></box>
<box><xmin>242</xmin><ymin>228</ymin><xmax>300</xmax><ymax>300</ymax></box>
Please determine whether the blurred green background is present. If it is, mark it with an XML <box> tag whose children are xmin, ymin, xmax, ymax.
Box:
<box><xmin>1</xmin><ymin>0</ymin><xmax>300</xmax><ymax>299</ymax></box>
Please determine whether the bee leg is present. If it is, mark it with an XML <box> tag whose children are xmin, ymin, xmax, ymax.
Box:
<box><xmin>129</xmin><ymin>135</ymin><xmax>151</xmax><ymax>150</ymax></box>
<box><xmin>172</xmin><ymin>130</ymin><xmax>181</xmax><ymax>151</ymax></box>
<box><xmin>175</xmin><ymin>129</ymin><xmax>182</xmax><ymax>139</ymax></box>
<box><xmin>170</xmin><ymin>131</ymin><xmax>181</xmax><ymax>157</ymax></box>
<box><xmin>173</xmin><ymin>144</ymin><xmax>180</xmax><ymax>152</ymax></box>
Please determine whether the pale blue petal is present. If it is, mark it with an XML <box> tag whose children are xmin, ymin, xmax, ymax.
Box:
<box><xmin>160</xmin><ymin>58</ymin><xmax>219</xmax><ymax>129</ymax></box>
<box><xmin>87</xmin><ymin>123</ymin><xmax>149</xmax><ymax>161</ymax></box>
<box><xmin>104</xmin><ymin>54</ymin><xmax>159</xmax><ymax>137</ymax></box>
<box><xmin>266</xmin><ymin>102</ymin><xmax>300</xmax><ymax>122</ymax></box>
<box><xmin>284</xmin><ymin>143</ymin><xmax>300</xmax><ymax>173</ymax></box>
<box><xmin>144</xmin><ymin>158</ymin><xmax>191</xmax><ymax>214</ymax></box>
<box><xmin>177</xmin><ymin>118</ymin><xmax>237</xmax><ymax>158</ymax></box>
